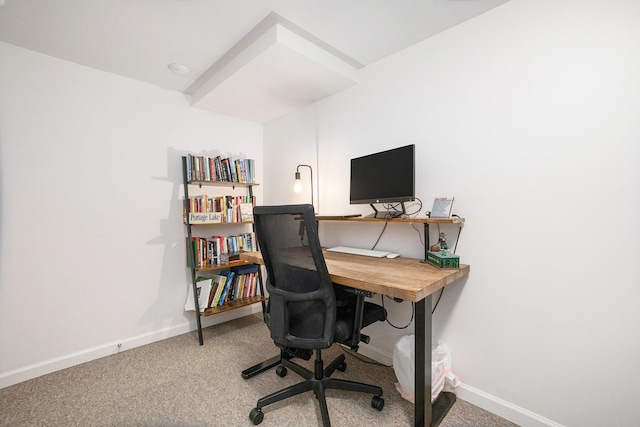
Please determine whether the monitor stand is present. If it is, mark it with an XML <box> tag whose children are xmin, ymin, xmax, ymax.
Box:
<box><xmin>367</xmin><ymin>202</ymin><xmax>406</xmax><ymax>218</ymax></box>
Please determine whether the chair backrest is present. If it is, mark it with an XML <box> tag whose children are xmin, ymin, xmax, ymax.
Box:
<box><xmin>253</xmin><ymin>204</ymin><xmax>336</xmax><ymax>350</ymax></box>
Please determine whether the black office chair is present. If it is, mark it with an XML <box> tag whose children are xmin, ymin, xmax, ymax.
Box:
<box><xmin>248</xmin><ymin>204</ymin><xmax>387</xmax><ymax>427</ymax></box>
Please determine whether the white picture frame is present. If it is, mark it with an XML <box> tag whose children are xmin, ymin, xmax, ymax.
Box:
<box><xmin>239</xmin><ymin>203</ymin><xmax>254</xmax><ymax>222</ymax></box>
<box><xmin>431</xmin><ymin>197</ymin><xmax>455</xmax><ymax>218</ymax></box>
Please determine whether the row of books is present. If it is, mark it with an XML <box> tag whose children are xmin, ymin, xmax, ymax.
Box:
<box><xmin>185</xmin><ymin>264</ymin><xmax>261</xmax><ymax>312</ymax></box>
<box><xmin>185</xmin><ymin>195</ymin><xmax>255</xmax><ymax>223</ymax></box>
<box><xmin>186</xmin><ymin>153</ymin><xmax>256</xmax><ymax>184</ymax></box>
<box><xmin>188</xmin><ymin>233</ymin><xmax>257</xmax><ymax>268</ymax></box>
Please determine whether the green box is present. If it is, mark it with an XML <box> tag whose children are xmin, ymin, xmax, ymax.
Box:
<box><xmin>427</xmin><ymin>251</ymin><xmax>460</xmax><ymax>269</ymax></box>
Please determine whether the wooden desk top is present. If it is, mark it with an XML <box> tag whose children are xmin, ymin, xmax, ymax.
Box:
<box><xmin>315</xmin><ymin>215</ymin><xmax>465</xmax><ymax>225</ymax></box>
<box><xmin>240</xmin><ymin>250</ymin><xmax>470</xmax><ymax>302</ymax></box>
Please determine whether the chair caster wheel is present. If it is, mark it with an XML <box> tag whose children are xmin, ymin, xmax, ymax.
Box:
<box><xmin>371</xmin><ymin>395</ymin><xmax>385</xmax><ymax>411</ymax></box>
<box><xmin>276</xmin><ymin>365</ymin><xmax>288</xmax><ymax>377</ymax></box>
<box><xmin>249</xmin><ymin>407</ymin><xmax>264</xmax><ymax>425</ymax></box>
<box><xmin>337</xmin><ymin>361</ymin><xmax>347</xmax><ymax>372</ymax></box>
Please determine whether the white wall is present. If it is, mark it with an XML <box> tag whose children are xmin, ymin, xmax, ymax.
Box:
<box><xmin>0</xmin><ymin>41</ymin><xmax>263</xmax><ymax>387</ymax></box>
<box><xmin>264</xmin><ymin>1</ymin><xmax>640</xmax><ymax>426</ymax></box>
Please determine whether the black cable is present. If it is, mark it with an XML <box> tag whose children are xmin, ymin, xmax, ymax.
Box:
<box><xmin>432</xmin><ymin>288</ymin><xmax>444</xmax><ymax>314</ymax></box>
<box><xmin>373</xmin><ymin>199</ymin><xmax>423</xmax><ymax>249</ymax></box>
<box><xmin>403</xmin><ymin>198</ymin><xmax>423</xmax><ymax>217</ymax></box>
<box><xmin>370</xmin><ymin>222</ymin><xmax>389</xmax><ymax>250</ymax></box>
<box><xmin>434</xmin><ymin>219</ymin><xmax>462</xmax><ymax>314</ymax></box>
<box><xmin>430</xmin><ymin>215</ymin><xmax>463</xmax><ymax>314</ymax></box>
<box><xmin>382</xmin><ymin>295</ymin><xmax>414</xmax><ymax>329</ymax></box>
<box><xmin>339</xmin><ymin>345</ymin><xmax>393</xmax><ymax>368</ymax></box>
<box><xmin>409</xmin><ymin>200</ymin><xmax>426</xmax><ymax>246</ymax></box>
<box><xmin>453</xmin><ymin>221</ymin><xmax>463</xmax><ymax>253</ymax></box>
<box><xmin>410</xmin><ymin>223</ymin><xmax>425</xmax><ymax>246</ymax></box>
<box><xmin>382</xmin><ymin>202</ymin><xmax>401</xmax><ymax>217</ymax></box>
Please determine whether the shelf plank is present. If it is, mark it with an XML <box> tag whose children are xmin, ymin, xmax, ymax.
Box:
<box><xmin>187</xmin><ymin>180</ymin><xmax>259</xmax><ymax>187</ymax></box>
<box><xmin>194</xmin><ymin>259</ymin><xmax>253</xmax><ymax>272</ymax></box>
<box><xmin>186</xmin><ymin>220</ymin><xmax>254</xmax><ymax>226</ymax></box>
<box><xmin>202</xmin><ymin>296</ymin><xmax>268</xmax><ymax>316</ymax></box>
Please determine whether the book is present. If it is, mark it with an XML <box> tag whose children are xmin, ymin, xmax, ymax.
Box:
<box><xmin>217</xmin><ymin>271</ymin><xmax>235</xmax><ymax>306</ymax></box>
<box><xmin>235</xmin><ymin>274</ymin><xmax>245</xmax><ymax>300</ymax></box>
<box><xmin>184</xmin><ymin>277</ymin><xmax>213</xmax><ymax>312</ymax></box>
<box><xmin>185</xmin><ymin>153</ymin><xmax>259</xmax><ymax>183</ymax></box>
<box><xmin>186</xmin><ymin>237</ymin><xmax>206</xmax><ymax>268</ymax></box>
<box><xmin>188</xmin><ymin>212</ymin><xmax>222</xmax><ymax>224</ymax></box>
<box><xmin>198</xmin><ymin>278</ymin><xmax>213</xmax><ymax>311</ymax></box>
<box><xmin>231</xmin><ymin>264</ymin><xmax>260</xmax><ymax>299</ymax></box>
<box><xmin>231</xmin><ymin>264</ymin><xmax>260</xmax><ymax>275</ymax></box>
<box><xmin>210</xmin><ymin>274</ymin><xmax>228</xmax><ymax>307</ymax></box>
<box><xmin>207</xmin><ymin>278</ymin><xmax>218</xmax><ymax>308</ymax></box>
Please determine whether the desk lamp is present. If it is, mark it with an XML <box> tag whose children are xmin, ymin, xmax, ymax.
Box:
<box><xmin>294</xmin><ymin>164</ymin><xmax>314</xmax><ymax>211</ymax></box>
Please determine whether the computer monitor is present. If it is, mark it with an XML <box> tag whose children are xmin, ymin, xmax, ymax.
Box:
<box><xmin>349</xmin><ymin>144</ymin><xmax>415</xmax><ymax>218</ymax></box>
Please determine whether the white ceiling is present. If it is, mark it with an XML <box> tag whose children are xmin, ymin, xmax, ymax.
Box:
<box><xmin>0</xmin><ymin>0</ymin><xmax>509</xmax><ymax>122</ymax></box>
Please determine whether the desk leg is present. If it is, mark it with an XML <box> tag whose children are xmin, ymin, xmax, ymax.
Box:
<box><xmin>415</xmin><ymin>296</ymin><xmax>456</xmax><ymax>427</ymax></box>
<box><xmin>415</xmin><ymin>296</ymin><xmax>432</xmax><ymax>426</ymax></box>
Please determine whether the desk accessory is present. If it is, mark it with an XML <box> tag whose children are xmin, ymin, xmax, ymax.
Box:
<box><xmin>294</xmin><ymin>164</ymin><xmax>314</xmax><ymax>212</ymax></box>
<box><xmin>430</xmin><ymin>197</ymin><xmax>455</xmax><ymax>218</ymax></box>
<box><xmin>349</xmin><ymin>144</ymin><xmax>415</xmax><ymax>218</ymax></box>
<box><xmin>426</xmin><ymin>251</ymin><xmax>460</xmax><ymax>269</ymax></box>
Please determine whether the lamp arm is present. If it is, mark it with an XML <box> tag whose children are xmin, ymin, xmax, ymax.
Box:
<box><xmin>295</xmin><ymin>164</ymin><xmax>314</xmax><ymax>209</ymax></box>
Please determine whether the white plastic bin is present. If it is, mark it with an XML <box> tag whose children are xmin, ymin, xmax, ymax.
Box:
<box><xmin>393</xmin><ymin>335</ymin><xmax>460</xmax><ymax>403</ymax></box>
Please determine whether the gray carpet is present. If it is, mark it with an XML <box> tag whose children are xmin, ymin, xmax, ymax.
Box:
<box><xmin>0</xmin><ymin>314</ymin><xmax>518</xmax><ymax>427</ymax></box>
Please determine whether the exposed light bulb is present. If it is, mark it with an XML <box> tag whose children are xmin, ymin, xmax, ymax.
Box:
<box><xmin>293</xmin><ymin>165</ymin><xmax>314</xmax><ymax>211</ymax></box>
<box><xmin>294</xmin><ymin>171</ymin><xmax>302</xmax><ymax>193</ymax></box>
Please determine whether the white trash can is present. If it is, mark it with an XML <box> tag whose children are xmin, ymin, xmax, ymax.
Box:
<box><xmin>393</xmin><ymin>335</ymin><xmax>460</xmax><ymax>403</ymax></box>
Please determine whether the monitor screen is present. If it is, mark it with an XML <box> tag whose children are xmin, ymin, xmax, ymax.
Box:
<box><xmin>349</xmin><ymin>144</ymin><xmax>415</xmax><ymax>206</ymax></box>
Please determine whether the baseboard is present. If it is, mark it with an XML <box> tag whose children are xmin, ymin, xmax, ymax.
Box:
<box><xmin>0</xmin><ymin>305</ymin><xmax>263</xmax><ymax>389</ymax></box>
<box><xmin>357</xmin><ymin>342</ymin><xmax>393</xmax><ymax>367</ymax></box>
<box><xmin>352</xmin><ymin>344</ymin><xmax>565</xmax><ymax>427</ymax></box>
<box><xmin>456</xmin><ymin>383</ymin><xmax>565</xmax><ymax>427</ymax></box>
<box><xmin>3</xmin><ymin>307</ymin><xmax>563</xmax><ymax>427</ymax></box>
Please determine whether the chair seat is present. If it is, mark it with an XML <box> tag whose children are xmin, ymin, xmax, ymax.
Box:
<box><xmin>335</xmin><ymin>302</ymin><xmax>387</xmax><ymax>343</ymax></box>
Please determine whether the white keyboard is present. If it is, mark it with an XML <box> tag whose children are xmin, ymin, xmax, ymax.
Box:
<box><xmin>327</xmin><ymin>246</ymin><xmax>390</xmax><ymax>258</ymax></box>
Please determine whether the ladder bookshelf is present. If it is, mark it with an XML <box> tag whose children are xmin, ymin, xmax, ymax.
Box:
<box><xmin>181</xmin><ymin>155</ymin><xmax>267</xmax><ymax>345</ymax></box>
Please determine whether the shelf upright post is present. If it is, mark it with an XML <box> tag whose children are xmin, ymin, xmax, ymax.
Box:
<box><xmin>248</xmin><ymin>184</ymin><xmax>267</xmax><ymax>315</ymax></box>
<box><xmin>182</xmin><ymin>156</ymin><xmax>204</xmax><ymax>345</ymax></box>
<box><xmin>421</xmin><ymin>223</ymin><xmax>430</xmax><ymax>264</ymax></box>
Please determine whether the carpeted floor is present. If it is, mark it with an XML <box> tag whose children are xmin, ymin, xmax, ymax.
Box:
<box><xmin>0</xmin><ymin>314</ymin><xmax>518</xmax><ymax>427</ymax></box>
